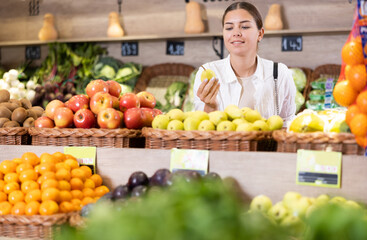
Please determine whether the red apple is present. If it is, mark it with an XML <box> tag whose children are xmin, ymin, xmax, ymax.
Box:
<box><xmin>141</xmin><ymin>107</ymin><xmax>155</xmax><ymax>127</ymax></box>
<box><xmin>123</xmin><ymin>107</ymin><xmax>144</xmax><ymax>129</ymax></box>
<box><xmin>117</xmin><ymin>110</ymin><xmax>124</xmax><ymax>127</ymax></box>
<box><xmin>111</xmin><ymin>96</ymin><xmax>120</xmax><ymax>110</ymax></box>
<box><xmin>97</xmin><ymin>108</ymin><xmax>121</xmax><ymax>129</ymax></box>
<box><xmin>106</xmin><ymin>80</ymin><xmax>122</xmax><ymax>98</ymax></box>
<box><xmin>54</xmin><ymin>107</ymin><xmax>74</xmax><ymax>128</ymax></box>
<box><xmin>34</xmin><ymin>116</ymin><xmax>55</xmax><ymax>128</ymax></box>
<box><xmin>119</xmin><ymin>93</ymin><xmax>140</xmax><ymax>112</ymax></box>
<box><xmin>86</xmin><ymin>79</ymin><xmax>109</xmax><ymax>98</ymax></box>
<box><xmin>67</xmin><ymin>94</ymin><xmax>90</xmax><ymax>113</ymax></box>
<box><xmin>73</xmin><ymin>109</ymin><xmax>96</xmax><ymax>128</ymax></box>
<box><xmin>45</xmin><ymin>100</ymin><xmax>65</xmax><ymax>120</ymax></box>
<box><xmin>153</xmin><ymin>108</ymin><xmax>163</xmax><ymax>116</ymax></box>
<box><xmin>90</xmin><ymin>92</ymin><xmax>114</xmax><ymax>115</ymax></box>
<box><xmin>136</xmin><ymin>91</ymin><xmax>156</xmax><ymax>108</ymax></box>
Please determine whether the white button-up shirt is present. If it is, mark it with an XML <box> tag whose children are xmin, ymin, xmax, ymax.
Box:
<box><xmin>193</xmin><ymin>55</ymin><xmax>296</xmax><ymax>125</ymax></box>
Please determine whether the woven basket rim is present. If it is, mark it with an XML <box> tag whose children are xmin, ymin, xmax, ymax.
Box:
<box><xmin>0</xmin><ymin>127</ymin><xmax>28</xmax><ymax>136</ymax></box>
<box><xmin>0</xmin><ymin>212</ymin><xmax>77</xmax><ymax>226</ymax></box>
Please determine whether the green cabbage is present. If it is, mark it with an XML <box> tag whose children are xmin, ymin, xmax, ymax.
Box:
<box><xmin>290</xmin><ymin>68</ymin><xmax>307</xmax><ymax>92</ymax></box>
<box><xmin>99</xmin><ymin>65</ymin><xmax>116</xmax><ymax>79</ymax></box>
<box><xmin>295</xmin><ymin>90</ymin><xmax>305</xmax><ymax>113</ymax></box>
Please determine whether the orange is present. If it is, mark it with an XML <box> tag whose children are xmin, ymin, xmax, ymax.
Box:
<box><xmin>342</xmin><ymin>40</ymin><xmax>364</xmax><ymax>65</ymax></box>
<box><xmin>16</xmin><ymin>163</ymin><xmax>33</xmax><ymax>174</ymax></box>
<box><xmin>38</xmin><ymin>163</ymin><xmax>56</xmax><ymax>175</ymax></box>
<box><xmin>59</xmin><ymin>201</ymin><xmax>74</xmax><ymax>213</ymax></box>
<box><xmin>34</xmin><ymin>165</ymin><xmax>40</xmax><ymax>173</ymax></box>
<box><xmin>345</xmin><ymin>65</ymin><xmax>352</xmax><ymax>77</ymax></box>
<box><xmin>0</xmin><ymin>180</ymin><xmax>5</xmax><ymax>191</ymax></box>
<box><xmin>4</xmin><ymin>173</ymin><xmax>19</xmax><ymax>183</ymax></box>
<box><xmin>0</xmin><ymin>201</ymin><xmax>12</xmax><ymax>215</ymax></box>
<box><xmin>70</xmin><ymin>178</ymin><xmax>84</xmax><ymax>191</ymax></box>
<box><xmin>65</xmin><ymin>154</ymin><xmax>77</xmax><ymax>161</ymax></box>
<box><xmin>58</xmin><ymin>180</ymin><xmax>71</xmax><ymax>191</ymax></box>
<box><xmin>52</xmin><ymin>152</ymin><xmax>66</xmax><ymax>163</ymax></box>
<box><xmin>71</xmin><ymin>168</ymin><xmax>86</xmax><ymax>181</ymax></box>
<box><xmin>40</xmin><ymin>153</ymin><xmax>57</xmax><ymax>165</ymax></box>
<box><xmin>37</xmin><ymin>172</ymin><xmax>56</xmax><ymax>185</ymax></box>
<box><xmin>39</xmin><ymin>200</ymin><xmax>59</xmax><ymax>215</ymax></box>
<box><xmin>0</xmin><ymin>172</ymin><xmax>3</xmax><ymax>181</ymax></box>
<box><xmin>89</xmin><ymin>174</ymin><xmax>103</xmax><ymax>187</ymax></box>
<box><xmin>350</xmin><ymin>113</ymin><xmax>367</xmax><ymax>137</ymax></box>
<box><xmin>82</xmin><ymin>188</ymin><xmax>95</xmax><ymax>198</ymax></box>
<box><xmin>346</xmin><ymin>104</ymin><xmax>361</xmax><ymax>125</ymax></box>
<box><xmin>21</xmin><ymin>180</ymin><xmax>39</xmax><ymax>194</ymax></box>
<box><xmin>71</xmin><ymin>198</ymin><xmax>82</xmax><ymax>211</ymax></box>
<box><xmin>41</xmin><ymin>188</ymin><xmax>60</xmax><ymax>202</ymax></box>
<box><xmin>94</xmin><ymin>186</ymin><xmax>109</xmax><ymax>198</ymax></box>
<box><xmin>19</xmin><ymin>169</ymin><xmax>38</xmax><ymax>182</ymax></box>
<box><xmin>12</xmin><ymin>158</ymin><xmax>23</xmax><ymax>164</ymax></box>
<box><xmin>4</xmin><ymin>182</ymin><xmax>20</xmax><ymax>194</ymax></box>
<box><xmin>8</xmin><ymin>190</ymin><xmax>24</xmax><ymax>204</ymax></box>
<box><xmin>356</xmin><ymin>90</ymin><xmax>367</xmax><ymax>114</ymax></box>
<box><xmin>70</xmin><ymin>190</ymin><xmax>83</xmax><ymax>200</ymax></box>
<box><xmin>0</xmin><ymin>160</ymin><xmax>17</xmax><ymax>174</ymax></box>
<box><xmin>59</xmin><ymin>191</ymin><xmax>72</xmax><ymax>202</ymax></box>
<box><xmin>21</xmin><ymin>152</ymin><xmax>40</xmax><ymax>166</ymax></box>
<box><xmin>64</xmin><ymin>159</ymin><xmax>79</xmax><ymax>170</ymax></box>
<box><xmin>11</xmin><ymin>201</ymin><xmax>26</xmax><ymax>215</ymax></box>
<box><xmin>333</xmin><ymin>80</ymin><xmax>358</xmax><ymax>107</ymax></box>
<box><xmin>82</xmin><ymin>197</ymin><xmax>95</xmax><ymax>206</ymax></box>
<box><xmin>25</xmin><ymin>201</ymin><xmax>40</xmax><ymax>215</ymax></box>
<box><xmin>41</xmin><ymin>179</ymin><xmax>59</xmax><ymax>190</ymax></box>
<box><xmin>25</xmin><ymin>189</ymin><xmax>41</xmax><ymax>203</ymax></box>
<box><xmin>79</xmin><ymin>166</ymin><xmax>92</xmax><ymax>178</ymax></box>
<box><xmin>355</xmin><ymin>136</ymin><xmax>367</xmax><ymax>148</ymax></box>
<box><xmin>55</xmin><ymin>162</ymin><xmax>71</xmax><ymax>172</ymax></box>
<box><xmin>55</xmin><ymin>168</ymin><xmax>71</xmax><ymax>181</ymax></box>
<box><xmin>0</xmin><ymin>192</ymin><xmax>7</xmax><ymax>202</ymax></box>
<box><xmin>84</xmin><ymin>179</ymin><xmax>95</xmax><ymax>189</ymax></box>
<box><xmin>346</xmin><ymin>64</ymin><xmax>367</xmax><ymax>92</ymax></box>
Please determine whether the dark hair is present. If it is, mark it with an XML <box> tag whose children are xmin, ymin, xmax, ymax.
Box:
<box><xmin>222</xmin><ymin>2</ymin><xmax>263</xmax><ymax>30</ymax></box>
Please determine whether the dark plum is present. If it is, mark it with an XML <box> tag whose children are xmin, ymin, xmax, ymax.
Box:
<box><xmin>128</xmin><ymin>171</ymin><xmax>149</xmax><ymax>190</ymax></box>
<box><xmin>150</xmin><ymin>168</ymin><xmax>171</xmax><ymax>187</ymax></box>
<box><xmin>131</xmin><ymin>185</ymin><xmax>148</xmax><ymax>198</ymax></box>
<box><xmin>112</xmin><ymin>185</ymin><xmax>130</xmax><ymax>200</ymax></box>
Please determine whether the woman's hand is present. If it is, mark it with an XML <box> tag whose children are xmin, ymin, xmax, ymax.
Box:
<box><xmin>196</xmin><ymin>78</ymin><xmax>220</xmax><ymax>112</ymax></box>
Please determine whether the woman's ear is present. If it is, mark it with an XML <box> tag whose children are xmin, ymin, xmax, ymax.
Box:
<box><xmin>258</xmin><ymin>28</ymin><xmax>265</xmax><ymax>42</ymax></box>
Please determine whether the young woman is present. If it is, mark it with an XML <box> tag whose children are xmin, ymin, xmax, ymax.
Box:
<box><xmin>193</xmin><ymin>2</ymin><xmax>296</xmax><ymax>125</ymax></box>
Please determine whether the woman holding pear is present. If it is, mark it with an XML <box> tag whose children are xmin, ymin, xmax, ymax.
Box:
<box><xmin>193</xmin><ymin>2</ymin><xmax>296</xmax><ymax>126</ymax></box>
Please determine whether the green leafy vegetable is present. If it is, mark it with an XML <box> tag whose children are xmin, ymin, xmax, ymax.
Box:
<box><xmin>290</xmin><ymin>68</ymin><xmax>307</xmax><ymax>92</ymax></box>
<box><xmin>295</xmin><ymin>90</ymin><xmax>305</xmax><ymax>113</ymax></box>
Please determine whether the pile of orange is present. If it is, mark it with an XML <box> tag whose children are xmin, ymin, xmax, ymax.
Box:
<box><xmin>0</xmin><ymin>152</ymin><xmax>109</xmax><ymax>216</ymax></box>
<box><xmin>334</xmin><ymin>36</ymin><xmax>367</xmax><ymax>148</ymax></box>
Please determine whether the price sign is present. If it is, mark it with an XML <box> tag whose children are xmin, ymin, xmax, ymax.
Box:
<box><xmin>25</xmin><ymin>46</ymin><xmax>41</xmax><ymax>60</ymax></box>
<box><xmin>64</xmin><ymin>147</ymin><xmax>97</xmax><ymax>174</ymax></box>
<box><xmin>166</xmin><ymin>41</ymin><xmax>184</xmax><ymax>55</ymax></box>
<box><xmin>296</xmin><ymin>149</ymin><xmax>342</xmax><ymax>188</ymax></box>
<box><xmin>170</xmin><ymin>148</ymin><xmax>209</xmax><ymax>175</ymax></box>
<box><xmin>324</xmin><ymin>78</ymin><xmax>334</xmax><ymax>109</ymax></box>
<box><xmin>282</xmin><ymin>36</ymin><xmax>302</xmax><ymax>52</ymax></box>
<box><xmin>121</xmin><ymin>42</ymin><xmax>139</xmax><ymax>56</ymax></box>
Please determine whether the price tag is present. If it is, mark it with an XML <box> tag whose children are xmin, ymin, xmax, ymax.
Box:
<box><xmin>324</xmin><ymin>77</ymin><xmax>334</xmax><ymax>109</ymax></box>
<box><xmin>170</xmin><ymin>148</ymin><xmax>209</xmax><ymax>175</ymax></box>
<box><xmin>64</xmin><ymin>147</ymin><xmax>97</xmax><ymax>174</ymax></box>
<box><xmin>121</xmin><ymin>42</ymin><xmax>139</xmax><ymax>56</ymax></box>
<box><xmin>25</xmin><ymin>46</ymin><xmax>41</xmax><ymax>60</ymax></box>
<box><xmin>296</xmin><ymin>149</ymin><xmax>342</xmax><ymax>188</ymax></box>
<box><xmin>281</xmin><ymin>36</ymin><xmax>302</xmax><ymax>52</ymax></box>
<box><xmin>166</xmin><ymin>41</ymin><xmax>184</xmax><ymax>55</ymax></box>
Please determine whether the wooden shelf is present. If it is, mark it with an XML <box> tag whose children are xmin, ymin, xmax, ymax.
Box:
<box><xmin>0</xmin><ymin>28</ymin><xmax>351</xmax><ymax>47</ymax></box>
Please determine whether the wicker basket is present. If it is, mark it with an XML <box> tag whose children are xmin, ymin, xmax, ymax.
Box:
<box><xmin>0</xmin><ymin>212</ymin><xmax>76</xmax><ymax>239</ymax></box>
<box><xmin>273</xmin><ymin>130</ymin><xmax>364</xmax><ymax>155</ymax></box>
<box><xmin>0</xmin><ymin>127</ymin><xmax>29</xmax><ymax>145</ymax></box>
<box><xmin>142</xmin><ymin>128</ymin><xmax>276</xmax><ymax>152</ymax></box>
<box><xmin>29</xmin><ymin>127</ymin><xmax>144</xmax><ymax>148</ymax></box>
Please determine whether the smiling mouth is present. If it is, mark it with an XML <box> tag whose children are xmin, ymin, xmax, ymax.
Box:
<box><xmin>231</xmin><ymin>41</ymin><xmax>245</xmax><ymax>44</ymax></box>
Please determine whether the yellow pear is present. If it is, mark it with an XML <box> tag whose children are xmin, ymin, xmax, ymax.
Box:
<box><xmin>38</xmin><ymin>13</ymin><xmax>58</xmax><ymax>41</ymax></box>
<box><xmin>107</xmin><ymin>12</ymin><xmax>124</xmax><ymax>37</ymax></box>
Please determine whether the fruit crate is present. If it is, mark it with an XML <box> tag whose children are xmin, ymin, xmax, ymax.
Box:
<box><xmin>28</xmin><ymin>127</ymin><xmax>144</xmax><ymax>148</ymax></box>
<box><xmin>273</xmin><ymin>130</ymin><xmax>365</xmax><ymax>155</ymax></box>
<box><xmin>0</xmin><ymin>127</ymin><xmax>29</xmax><ymax>145</ymax></box>
<box><xmin>142</xmin><ymin>127</ymin><xmax>276</xmax><ymax>152</ymax></box>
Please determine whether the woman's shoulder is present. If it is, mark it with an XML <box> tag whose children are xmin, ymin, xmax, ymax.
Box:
<box><xmin>259</xmin><ymin>56</ymin><xmax>289</xmax><ymax>71</ymax></box>
<box><xmin>202</xmin><ymin>57</ymin><xmax>228</xmax><ymax>69</ymax></box>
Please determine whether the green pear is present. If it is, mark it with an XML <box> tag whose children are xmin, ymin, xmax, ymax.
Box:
<box><xmin>152</xmin><ymin>115</ymin><xmax>170</xmax><ymax>130</ymax></box>
<box><xmin>267</xmin><ymin>115</ymin><xmax>284</xmax><ymax>130</ymax></box>
<box><xmin>240</xmin><ymin>107</ymin><xmax>252</xmax><ymax>115</ymax></box>
<box><xmin>200</xmin><ymin>68</ymin><xmax>216</xmax><ymax>82</ymax></box>
<box><xmin>289</xmin><ymin>197</ymin><xmax>312</xmax><ymax>218</ymax></box>
<box><xmin>268</xmin><ymin>202</ymin><xmax>289</xmax><ymax>223</ymax></box>
<box><xmin>224</xmin><ymin>104</ymin><xmax>243</xmax><ymax>120</ymax></box>
<box><xmin>345</xmin><ymin>200</ymin><xmax>361</xmax><ymax>209</ymax></box>
<box><xmin>208</xmin><ymin>111</ymin><xmax>228</xmax><ymax>126</ymax></box>
<box><xmin>167</xmin><ymin>109</ymin><xmax>185</xmax><ymax>122</ymax></box>
<box><xmin>280</xmin><ymin>215</ymin><xmax>305</xmax><ymax>237</ymax></box>
<box><xmin>283</xmin><ymin>191</ymin><xmax>302</xmax><ymax>209</ymax></box>
<box><xmin>216</xmin><ymin>120</ymin><xmax>236</xmax><ymax>131</ymax></box>
<box><xmin>236</xmin><ymin>122</ymin><xmax>255</xmax><ymax>132</ymax></box>
<box><xmin>232</xmin><ymin>118</ymin><xmax>248</xmax><ymax>127</ymax></box>
<box><xmin>192</xmin><ymin>111</ymin><xmax>209</xmax><ymax>122</ymax></box>
<box><xmin>198</xmin><ymin>120</ymin><xmax>215</xmax><ymax>131</ymax></box>
<box><xmin>167</xmin><ymin>119</ymin><xmax>184</xmax><ymax>130</ymax></box>
<box><xmin>250</xmin><ymin>195</ymin><xmax>273</xmax><ymax>213</ymax></box>
<box><xmin>330</xmin><ymin>196</ymin><xmax>347</xmax><ymax>204</ymax></box>
<box><xmin>314</xmin><ymin>194</ymin><xmax>330</xmax><ymax>206</ymax></box>
<box><xmin>305</xmin><ymin>204</ymin><xmax>319</xmax><ymax>219</ymax></box>
<box><xmin>252</xmin><ymin>120</ymin><xmax>269</xmax><ymax>131</ymax></box>
<box><xmin>244</xmin><ymin>109</ymin><xmax>262</xmax><ymax>123</ymax></box>
<box><xmin>183</xmin><ymin>116</ymin><xmax>200</xmax><ymax>131</ymax></box>
<box><xmin>183</xmin><ymin>111</ymin><xmax>195</xmax><ymax>120</ymax></box>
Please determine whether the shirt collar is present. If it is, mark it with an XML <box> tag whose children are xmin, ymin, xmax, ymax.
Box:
<box><xmin>224</xmin><ymin>55</ymin><xmax>264</xmax><ymax>83</ymax></box>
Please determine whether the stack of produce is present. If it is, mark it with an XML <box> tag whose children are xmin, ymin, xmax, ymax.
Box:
<box><xmin>289</xmin><ymin>68</ymin><xmax>307</xmax><ymax>113</ymax></box>
<box><xmin>306</xmin><ymin>77</ymin><xmax>340</xmax><ymax>111</ymax></box>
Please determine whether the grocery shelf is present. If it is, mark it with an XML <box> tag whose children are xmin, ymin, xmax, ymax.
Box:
<box><xmin>0</xmin><ymin>28</ymin><xmax>351</xmax><ymax>47</ymax></box>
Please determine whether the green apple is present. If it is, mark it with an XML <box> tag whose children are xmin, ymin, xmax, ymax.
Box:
<box><xmin>267</xmin><ymin>115</ymin><xmax>284</xmax><ymax>130</ymax></box>
<box><xmin>232</xmin><ymin>118</ymin><xmax>248</xmax><ymax>127</ymax></box>
<box><xmin>283</xmin><ymin>191</ymin><xmax>302</xmax><ymax>209</ymax></box>
<box><xmin>167</xmin><ymin>109</ymin><xmax>185</xmax><ymax>122</ymax></box>
<box><xmin>208</xmin><ymin>111</ymin><xmax>228</xmax><ymax>126</ymax></box>
<box><xmin>167</xmin><ymin>119</ymin><xmax>184</xmax><ymax>130</ymax></box>
<box><xmin>314</xmin><ymin>194</ymin><xmax>330</xmax><ymax>206</ymax></box>
<box><xmin>198</xmin><ymin>119</ymin><xmax>215</xmax><ymax>131</ymax></box>
<box><xmin>268</xmin><ymin>202</ymin><xmax>289</xmax><ymax>223</ymax></box>
<box><xmin>244</xmin><ymin>109</ymin><xmax>262</xmax><ymax>123</ymax></box>
<box><xmin>152</xmin><ymin>115</ymin><xmax>170</xmax><ymax>129</ymax></box>
<box><xmin>330</xmin><ymin>196</ymin><xmax>347</xmax><ymax>204</ymax></box>
<box><xmin>236</xmin><ymin>122</ymin><xmax>255</xmax><ymax>132</ymax></box>
<box><xmin>224</xmin><ymin>104</ymin><xmax>243</xmax><ymax>120</ymax></box>
<box><xmin>280</xmin><ymin>215</ymin><xmax>305</xmax><ymax>236</ymax></box>
<box><xmin>183</xmin><ymin>116</ymin><xmax>200</xmax><ymax>131</ymax></box>
<box><xmin>289</xmin><ymin>197</ymin><xmax>311</xmax><ymax>218</ymax></box>
<box><xmin>216</xmin><ymin>120</ymin><xmax>236</xmax><ymax>131</ymax></box>
<box><xmin>250</xmin><ymin>195</ymin><xmax>273</xmax><ymax>213</ymax></box>
<box><xmin>192</xmin><ymin>111</ymin><xmax>209</xmax><ymax>122</ymax></box>
<box><xmin>240</xmin><ymin>107</ymin><xmax>252</xmax><ymax>115</ymax></box>
<box><xmin>252</xmin><ymin>120</ymin><xmax>269</xmax><ymax>131</ymax></box>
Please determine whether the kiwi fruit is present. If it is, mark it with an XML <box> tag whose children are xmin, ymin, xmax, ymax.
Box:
<box><xmin>0</xmin><ymin>102</ymin><xmax>19</xmax><ymax>112</ymax></box>
<box><xmin>23</xmin><ymin>117</ymin><xmax>35</xmax><ymax>127</ymax></box>
<box><xmin>0</xmin><ymin>90</ymin><xmax>10</xmax><ymax>103</ymax></box>
<box><xmin>8</xmin><ymin>99</ymin><xmax>21</xmax><ymax>108</ymax></box>
<box><xmin>30</xmin><ymin>106</ymin><xmax>44</xmax><ymax>118</ymax></box>
<box><xmin>0</xmin><ymin>106</ymin><xmax>12</xmax><ymax>119</ymax></box>
<box><xmin>11</xmin><ymin>107</ymin><xmax>27</xmax><ymax>124</ymax></box>
<box><xmin>3</xmin><ymin>121</ymin><xmax>20</xmax><ymax>127</ymax></box>
<box><xmin>27</xmin><ymin>109</ymin><xmax>38</xmax><ymax>120</ymax></box>
<box><xmin>0</xmin><ymin>118</ymin><xmax>10</xmax><ymax>127</ymax></box>
<box><xmin>20</xmin><ymin>98</ymin><xmax>32</xmax><ymax>109</ymax></box>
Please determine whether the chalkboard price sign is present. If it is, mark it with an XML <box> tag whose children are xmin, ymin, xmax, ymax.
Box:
<box><xmin>281</xmin><ymin>36</ymin><xmax>302</xmax><ymax>52</ymax></box>
<box><xmin>25</xmin><ymin>46</ymin><xmax>41</xmax><ymax>60</ymax></box>
<box><xmin>166</xmin><ymin>41</ymin><xmax>184</xmax><ymax>55</ymax></box>
<box><xmin>121</xmin><ymin>42</ymin><xmax>139</xmax><ymax>56</ymax></box>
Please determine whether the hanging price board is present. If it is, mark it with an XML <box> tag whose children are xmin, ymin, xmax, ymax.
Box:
<box><xmin>170</xmin><ymin>148</ymin><xmax>209</xmax><ymax>175</ymax></box>
<box><xmin>166</xmin><ymin>41</ymin><xmax>184</xmax><ymax>55</ymax></box>
<box><xmin>121</xmin><ymin>42</ymin><xmax>139</xmax><ymax>56</ymax></box>
<box><xmin>282</xmin><ymin>36</ymin><xmax>302</xmax><ymax>51</ymax></box>
<box><xmin>25</xmin><ymin>46</ymin><xmax>41</xmax><ymax>60</ymax></box>
<box><xmin>64</xmin><ymin>147</ymin><xmax>97</xmax><ymax>174</ymax></box>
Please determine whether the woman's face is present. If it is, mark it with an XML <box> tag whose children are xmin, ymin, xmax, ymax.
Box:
<box><xmin>222</xmin><ymin>9</ymin><xmax>263</xmax><ymax>57</ymax></box>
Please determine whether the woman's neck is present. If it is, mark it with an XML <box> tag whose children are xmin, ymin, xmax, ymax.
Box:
<box><xmin>230</xmin><ymin>54</ymin><xmax>257</xmax><ymax>78</ymax></box>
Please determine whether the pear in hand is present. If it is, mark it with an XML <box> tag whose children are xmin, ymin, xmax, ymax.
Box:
<box><xmin>200</xmin><ymin>65</ymin><xmax>216</xmax><ymax>82</ymax></box>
